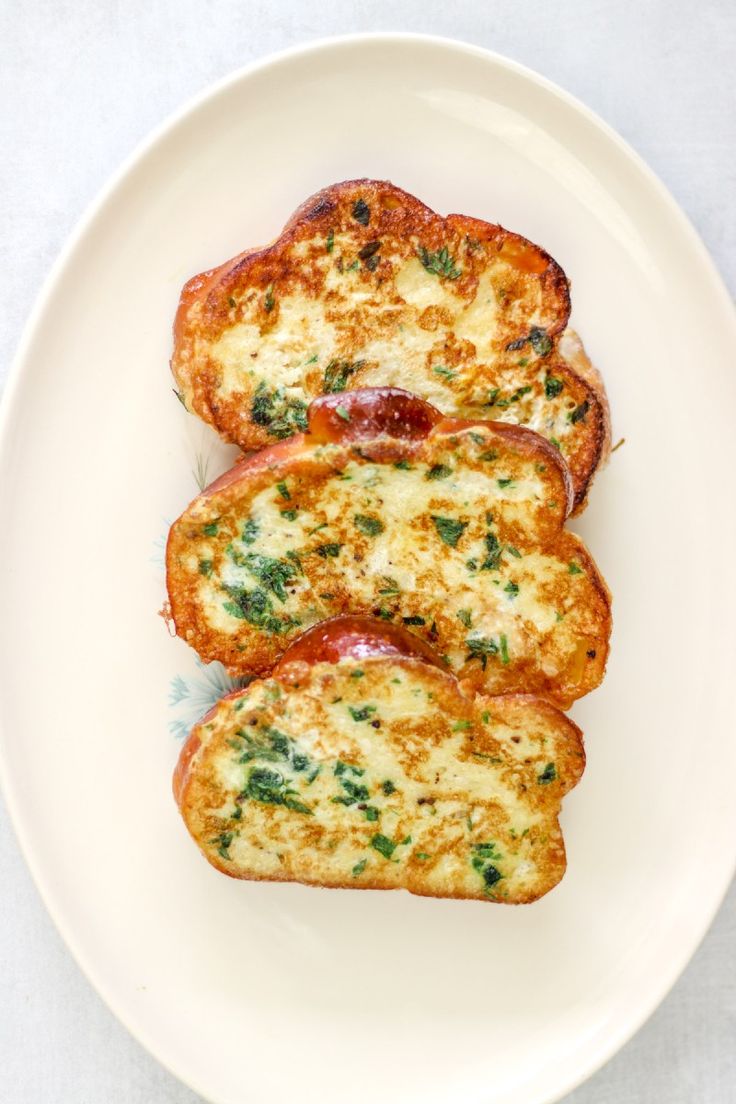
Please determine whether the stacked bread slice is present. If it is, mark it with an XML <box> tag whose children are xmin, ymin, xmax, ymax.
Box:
<box><xmin>165</xmin><ymin>180</ymin><xmax>612</xmax><ymax>903</ymax></box>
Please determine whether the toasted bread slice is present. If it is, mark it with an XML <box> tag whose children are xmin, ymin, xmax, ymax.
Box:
<box><xmin>166</xmin><ymin>389</ymin><xmax>611</xmax><ymax>707</ymax></box>
<box><xmin>174</xmin><ymin>617</ymin><xmax>585</xmax><ymax>903</ymax></box>
<box><xmin>171</xmin><ymin>179</ymin><xmax>609</xmax><ymax>512</ymax></box>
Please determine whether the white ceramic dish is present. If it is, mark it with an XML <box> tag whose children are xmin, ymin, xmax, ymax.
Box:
<box><xmin>1</xmin><ymin>33</ymin><xmax>735</xmax><ymax>1104</ymax></box>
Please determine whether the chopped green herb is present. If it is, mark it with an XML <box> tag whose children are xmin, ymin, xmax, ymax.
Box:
<box><xmin>352</xmin><ymin>199</ymin><xmax>370</xmax><ymax>225</ymax></box>
<box><xmin>457</xmin><ymin>609</ymin><xmax>473</xmax><ymax>629</ymax></box>
<box><xmin>241</xmin><ymin>766</ymin><xmax>313</xmax><ymax>814</ymax></box>
<box><xmin>264</xmin><ymin>286</ymin><xmax>275</xmax><ymax>313</ymax></box>
<box><xmin>432</xmin><ymin>515</ymin><xmax>468</xmax><ymax>548</ymax></box>
<box><xmin>354</xmin><ymin>514</ymin><xmax>384</xmax><ymax>536</ymax></box>
<box><xmin>240</xmin><ymin>553</ymin><xmax>297</xmax><ymax>602</ymax></box>
<box><xmin>242</xmin><ymin>517</ymin><xmax>259</xmax><ymax>544</ymax></box>
<box><xmin>402</xmin><ymin>615</ymin><xmax>426</xmax><ymax>626</ymax></box>
<box><xmin>453</xmin><ymin>720</ymin><xmax>473</xmax><ymax>731</ymax></box>
<box><xmin>280</xmin><ymin>509</ymin><xmax>298</xmax><ymax>521</ymax></box>
<box><xmin>358</xmin><ymin>240</ymin><xmax>381</xmax><ymax>265</ymax></box>
<box><xmin>544</xmin><ymin>375</ymin><xmax>564</xmax><ymax>399</ymax></box>
<box><xmin>285</xmin><ymin>550</ymin><xmax>303</xmax><ymax>572</ymax></box>
<box><xmin>418</xmin><ymin>245</ymin><xmax>462</xmax><ymax>280</ymax></box>
<box><xmin>538</xmin><ymin>762</ymin><xmax>557</xmax><ymax>784</ymax></box>
<box><xmin>481</xmin><ymin>710</ymin><xmax>491</xmax><ymax>724</ymax></box>
<box><xmin>316</xmin><ymin>542</ymin><xmax>342</xmax><ymax>558</ymax></box>
<box><xmin>433</xmin><ymin>365</ymin><xmax>457</xmax><ymax>381</ymax></box>
<box><xmin>212</xmin><ymin>831</ymin><xmax>233</xmax><ymax>860</ymax></box>
<box><xmin>323</xmin><ymin>358</ymin><xmax>365</xmax><ymax>393</ymax></box>
<box><xmin>364</xmin><ymin>806</ymin><xmax>379</xmax><ymax>822</ymax></box>
<box><xmin>198</xmin><ymin>559</ymin><xmax>213</xmax><ymax>576</ymax></box>
<box><xmin>550</xmin><ymin>436</ymin><xmax>561</xmax><ymax>450</ymax></box>
<box><xmin>504</xmin><ymin>580</ymin><xmax>519</xmax><ymax>598</ymax></box>
<box><xmin>203</xmin><ymin>521</ymin><xmax>219</xmax><ymax>537</ymax></box>
<box><xmin>222</xmin><ymin>585</ymin><xmax>299</xmax><ymax>634</ymax></box>
<box><xmin>497</xmin><ymin>478</ymin><xmax>514</xmax><ymax>489</ymax></box>
<box><xmin>483</xmin><ymin>865</ymin><xmax>502</xmax><ymax>888</ymax></box>
<box><xmin>348</xmin><ymin>704</ymin><xmax>377</xmax><ymax>722</ymax></box>
<box><xmin>393</xmin><ymin>459</ymin><xmax>413</xmax><ymax>470</ymax></box>
<box><xmin>568</xmin><ymin>561</ymin><xmax>583</xmax><ymax>575</ymax></box>
<box><xmin>416</xmin><ymin>852</ymin><xmax>431</xmax><ymax>860</ymax></box>
<box><xmin>350</xmin><ymin>669</ymin><xmax>365</xmax><ymax>679</ymax></box>
<box><xmin>425</xmin><ymin>463</ymin><xmax>452</xmax><ymax>481</ymax></box>
<box><xmin>473</xmin><ymin>841</ymin><xmax>501</xmax><ymax>860</ymax></box>
<box><xmin>352</xmin><ymin>859</ymin><xmax>367</xmax><ymax>877</ymax></box>
<box><xmin>499</xmin><ymin>633</ymin><xmax>510</xmax><ymax>665</ymax></box>
<box><xmin>370</xmin><ymin>834</ymin><xmax>396</xmax><ymax>860</ymax></box>
<box><xmin>480</xmin><ymin>449</ymin><xmax>499</xmax><ymax>462</ymax></box>
<box><xmin>332</xmin><ymin>776</ymin><xmax>370</xmax><ymax>805</ymax></box>
<box><xmin>251</xmin><ymin>381</ymin><xmax>308</xmax><ymax>439</ymax></box>
<box><xmin>378</xmin><ymin>577</ymin><xmax>401</xmax><ymax>595</ymax></box>
<box><xmin>465</xmin><ymin>636</ymin><xmax>500</xmax><ymax>670</ymax></box>
<box><xmin>506</xmin><ymin>544</ymin><xmax>522</xmax><ymax>558</ymax></box>
<box><xmin>228</xmin><ymin>297</ymin><xmax>236</xmax><ymax>309</ymax></box>
<box><xmin>481</xmin><ymin>531</ymin><xmax>502</xmax><ymax>571</ymax></box>
<box><xmin>335</xmin><ymin>405</ymin><xmax>350</xmax><ymax>421</ymax></box>
<box><xmin>325</xmin><ymin>228</ymin><xmax>335</xmax><ymax>253</ymax></box>
<box><xmin>470</xmin><ymin>842</ymin><xmax>503</xmax><ymax>890</ymax></box>
<box><xmin>569</xmin><ymin>400</ymin><xmax>590</xmax><ymax>424</ymax></box>
<box><xmin>529</xmin><ymin>327</ymin><xmax>552</xmax><ymax>356</ymax></box>
<box><xmin>382</xmin><ymin>780</ymin><xmax>396</xmax><ymax>795</ymax></box>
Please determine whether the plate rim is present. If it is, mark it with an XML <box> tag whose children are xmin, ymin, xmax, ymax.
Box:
<box><xmin>1</xmin><ymin>30</ymin><xmax>735</xmax><ymax>1104</ymax></box>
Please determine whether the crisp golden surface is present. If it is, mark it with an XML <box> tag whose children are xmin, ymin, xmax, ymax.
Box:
<box><xmin>176</xmin><ymin>650</ymin><xmax>585</xmax><ymax>903</ymax></box>
<box><xmin>166</xmin><ymin>412</ymin><xmax>611</xmax><ymax>707</ymax></box>
<box><xmin>171</xmin><ymin>179</ymin><xmax>609</xmax><ymax>511</ymax></box>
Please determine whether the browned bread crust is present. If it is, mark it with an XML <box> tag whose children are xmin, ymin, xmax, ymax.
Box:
<box><xmin>171</xmin><ymin>179</ymin><xmax>609</xmax><ymax>512</ymax></box>
<box><xmin>166</xmin><ymin>388</ymin><xmax>611</xmax><ymax>707</ymax></box>
<box><xmin>174</xmin><ymin>617</ymin><xmax>585</xmax><ymax>904</ymax></box>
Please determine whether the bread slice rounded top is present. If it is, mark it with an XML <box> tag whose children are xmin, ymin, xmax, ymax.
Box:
<box><xmin>171</xmin><ymin>179</ymin><xmax>609</xmax><ymax>512</ymax></box>
<box><xmin>166</xmin><ymin>388</ymin><xmax>611</xmax><ymax>707</ymax></box>
<box><xmin>175</xmin><ymin>616</ymin><xmax>585</xmax><ymax>904</ymax></box>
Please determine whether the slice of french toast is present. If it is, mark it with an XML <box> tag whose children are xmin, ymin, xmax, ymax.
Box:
<box><xmin>171</xmin><ymin>179</ymin><xmax>609</xmax><ymax>512</ymax></box>
<box><xmin>174</xmin><ymin>617</ymin><xmax>585</xmax><ymax>903</ymax></box>
<box><xmin>166</xmin><ymin>389</ymin><xmax>611</xmax><ymax>707</ymax></box>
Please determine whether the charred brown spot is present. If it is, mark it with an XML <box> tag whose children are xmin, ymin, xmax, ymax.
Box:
<box><xmin>305</xmin><ymin>197</ymin><xmax>335</xmax><ymax>221</ymax></box>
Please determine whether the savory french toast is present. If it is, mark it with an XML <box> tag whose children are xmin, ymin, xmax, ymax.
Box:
<box><xmin>174</xmin><ymin>617</ymin><xmax>585</xmax><ymax>903</ymax></box>
<box><xmin>166</xmin><ymin>388</ymin><xmax>611</xmax><ymax>707</ymax></box>
<box><xmin>171</xmin><ymin>179</ymin><xmax>609</xmax><ymax>512</ymax></box>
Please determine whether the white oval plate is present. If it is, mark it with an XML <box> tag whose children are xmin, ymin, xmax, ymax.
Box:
<box><xmin>1</xmin><ymin>33</ymin><xmax>735</xmax><ymax>1104</ymax></box>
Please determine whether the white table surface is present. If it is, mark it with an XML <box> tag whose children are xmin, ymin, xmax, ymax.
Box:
<box><xmin>1</xmin><ymin>2</ymin><xmax>734</xmax><ymax>1101</ymax></box>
